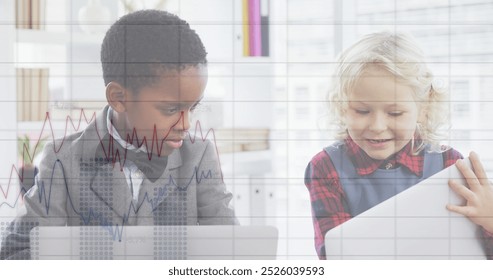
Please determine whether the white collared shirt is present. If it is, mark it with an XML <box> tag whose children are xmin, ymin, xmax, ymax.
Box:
<box><xmin>106</xmin><ymin>107</ymin><xmax>144</xmax><ymax>203</ymax></box>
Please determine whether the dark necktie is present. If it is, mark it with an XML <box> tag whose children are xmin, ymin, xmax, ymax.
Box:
<box><xmin>95</xmin><ymin>134</ymin><xmax>168</xmax><ymax>183</ymax></box>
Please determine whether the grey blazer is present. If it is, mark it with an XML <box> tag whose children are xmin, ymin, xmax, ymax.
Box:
<box><xmin>1</xmin><ymin>105</ymin><xmax>237</xmax><ymax>259</ymax></box>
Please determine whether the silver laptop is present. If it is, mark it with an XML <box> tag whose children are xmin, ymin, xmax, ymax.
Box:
<box><xmin>30</xmin><ymin>225</ymin><xmax>278</xmax><ymax>260</ymax></box>
<box><xmin>325</xmin><ymin>157</ymin><xmax>487</xmax><ymax>260</ymax></box>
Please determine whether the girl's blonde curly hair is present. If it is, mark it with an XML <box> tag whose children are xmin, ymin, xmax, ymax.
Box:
<box><xmin>328</xmin><ymin>31</ymin><xmax>449</xmax><ymax>154</ymax></box>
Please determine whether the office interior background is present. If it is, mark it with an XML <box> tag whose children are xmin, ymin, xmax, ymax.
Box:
<box><xmin>1</xmin><ymin>0</ymin><xmax>492</xmax><ymax>259</ymax></box>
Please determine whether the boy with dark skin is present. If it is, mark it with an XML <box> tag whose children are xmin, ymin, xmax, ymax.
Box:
<box><xmin>1</xmin><ymin>10</ymin><xmax>237</xmax><ymax>260</ymax></box>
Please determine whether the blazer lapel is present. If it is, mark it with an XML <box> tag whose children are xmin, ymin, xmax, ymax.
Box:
<box><xmin>79</xmin><ymin>105</ymin><xmax>136</xmax><ymax>225</ymax></box>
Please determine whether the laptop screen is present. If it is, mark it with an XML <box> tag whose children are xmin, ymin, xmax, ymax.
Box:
<box><xmin>30</xmin><ymin>225</ymin><xmax>278</xmax><ymax>260</ymax></box>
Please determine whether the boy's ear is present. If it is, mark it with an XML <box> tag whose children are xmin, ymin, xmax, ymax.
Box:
<box><xmin>106</xmin><ymin>82</ymin><xmax>128</xmax><ymax>113</ymax></box>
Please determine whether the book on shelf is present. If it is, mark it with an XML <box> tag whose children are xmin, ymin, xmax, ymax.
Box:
<box><xmin>39</xmin><ymin>68</ymin><xmax>49</xmax><ymax>120</ymax></box>
<box><xmin>260</xmin><ymin>0</ymin><xmax>270</xmax><ymax>56</ymax></box>
<box><xmin>15</xmin><ymin>0</ymin><xmax>46</xmax><ymax>30</ymax></box>
<box><xmin>31</xmin><ymin>0</ymin><xmax>39</xmax><ymax>29</ymax></box>
<box><xmin>243</xmin><ymin>0</ymin><xmax>270</xmax><ymax>57</ymax></box>
<box><xmin>16</xmin><ymin>68</ymin><xmax>50</xmax><ymax>122</ymax></box>
<box><xmin>242</xmin><ymin>0</ymin><xmax>250</xmax><ymax>56</ymax></box>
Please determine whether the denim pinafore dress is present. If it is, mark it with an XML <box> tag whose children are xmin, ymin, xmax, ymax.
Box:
<box><xmin>324</xmin><ymin>142</ymin><xmax>444</xmax><ymax>217</ymax></box>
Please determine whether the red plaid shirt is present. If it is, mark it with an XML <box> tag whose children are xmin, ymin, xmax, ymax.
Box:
<box><xmin>305</xmin><ymin>137</ymin><xmax>493</xmax><ymax>259</ymax></box>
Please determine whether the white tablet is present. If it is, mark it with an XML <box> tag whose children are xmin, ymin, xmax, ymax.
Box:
<box><xmin>325</xmin><ymin>157</ymin><xmax>487</xmax><ymax>259</ymax></box>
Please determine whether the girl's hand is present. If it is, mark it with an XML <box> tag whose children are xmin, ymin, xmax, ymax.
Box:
<box><xmin>447</xmin><ymin>151</ymin><xmax>493</xmax><ymax>233</ymax></box>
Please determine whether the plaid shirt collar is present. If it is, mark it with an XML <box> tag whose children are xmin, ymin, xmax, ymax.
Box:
<box><xmin>344</xmin><ymin>137</ymin><xmax>423</xmax><ymax>177</ymax></box>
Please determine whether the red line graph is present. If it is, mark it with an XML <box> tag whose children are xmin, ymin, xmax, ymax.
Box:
<box><xmin>1</xmin><ymin>108</ymin><xmax>223</xmax><ymax>207</ymax></box>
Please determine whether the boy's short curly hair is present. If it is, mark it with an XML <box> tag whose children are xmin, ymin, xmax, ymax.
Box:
<box><xmin>101</xmin><ymin>10</ymin><xmax>208</xmax><ymax>93</ymax></box>
<box><xmin>328</xmin><ymin>31</ymin><xmax>448</xmax><ymax>153</ymax></box>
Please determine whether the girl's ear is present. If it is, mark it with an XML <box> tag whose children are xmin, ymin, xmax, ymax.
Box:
<box><xmin>106</xmin><ymin>82</ymin><xmax>128</xmax><ymax>113</ymax></box>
